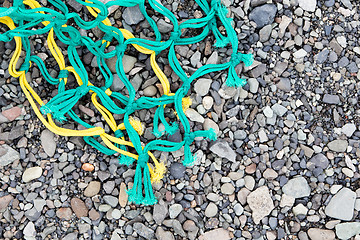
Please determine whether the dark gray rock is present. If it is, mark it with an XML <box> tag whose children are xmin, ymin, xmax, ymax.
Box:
<box><xmin>170</xmin><ymin>163</ymin><xmax>186</xmax><ymax>179</ymax></box>
<box><xmin>249</xmin><ymin>4</ymin><xmax>277</xmax><ymax>28</ymax></box>
<box><xmin>308</xmin><ymin>154</ymin><xmax>329</xmax><ymax>170</ymax></box>
<box><xmin>122</xmin><ymin>6</ymin><xmax>144</xmax><ymax>25</ymax></box>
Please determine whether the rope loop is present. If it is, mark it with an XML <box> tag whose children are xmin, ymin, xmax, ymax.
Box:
<box><xmin>184</xmin><ymin>132</ymin><xmax>196</xmax><ymax>145</ymax></box>
<box><xmin>19</xmin><ymin>61</ymin><xmax>31</xmax><ymax>73</ymax></box>
<box><xmin>170</xmin><ymin>30</ymin><xmax>182</xmax><ymax>42</ymax></box>
<box><xmin>125</xmin><ymin>102</ymin><xmax>138</xmax><ymax>113</ymax></box>
<box><xmin>116</xmin><ymin>43</ymin><xmax>127</xmax><ymax>54</ymax></box>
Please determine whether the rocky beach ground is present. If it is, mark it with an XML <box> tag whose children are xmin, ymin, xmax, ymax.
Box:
<box><xmin>1</xmin><ymin>0</ymin><xmax>360</xmax><ymax>239</ymax></box>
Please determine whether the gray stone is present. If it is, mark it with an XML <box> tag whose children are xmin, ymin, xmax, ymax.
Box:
<box><xmin>293</xmin><ymin>49</ymin><xmax>307</xmax><ymax>59</ymax></box>
<box><xmin>308</xmin><ymin>228</ymin><xmax>335</xmax><ymax>240</ymax></box>
<box><xmin>249</xmin><ymin>4</ymin><xmax>277</xmax><ymax>28</ymax></box>
<box><xmin>0</xmin><ymin>144</ymin><xmax>20</xmax><ymax>167</ymax></box>
<box><xmin>282</xmin><ymin>177</ymin><xmax>311</xmax><ymax>198</ymax></box>
<box><xmin>103</xmin><ymin>195</ymin><xmax>118</xmax><ymax>208</ymax></box>
<box><xmin>259</xmin><ymin>25</ymin><xmax>272</xmax><ymax>42</ymax></box>
<box><xmin>315</xmin><ymin>49</ymin><xmax>329</xmax><ymax>64</ymax></box>
<box><xmin>328</xmin><ymin>139</ymin><xmax>348</xmax><ymax>152</ymax></box>
<box><xmin>41</xmin><ymin>129</ymin><xmax>56</xmax><ymax>157</ymax></box>
<box><xmin>341</xmin><ymin>123</ymin><xmax>356</xmax><ymax>137</ymax></box>
<box><xmin>169</xmin><ymin>204</ymin><xmax>183</xmax><ymax>219</ymax></box>
<box><xmin>122</xmin><ymin>5</ymin><xmax>144</xmax><ymax>25</ymax></box>
<box><xmin>22</xmin><ymin>167</ymin><xmax>42</xmax><ymax>183</ymax></box>
<box><xmin>247</xmin><ymin>78</ymin><xmax>259</xmax><ymax>93</ymax></box>
<box><xmin>271</xmin><ymin>104</ymin><xmax>287</xmax><ymax>117</ymax></box>
<box><xmin>276</xmin><ymin>78</ymin><xmax>291</xmax><ymax>92</ymax></box>
<box><xmin>323</xmin><ymin>94</ymin><xmax>340</xmax><ymax>105</ymax></box>
<box><xmin>340</xmin><ymin>0</ymin><xmax>353</xmax><ymax>8</ymax></box>
<box><xmin>23</xmin><ymin>222</ymin><xmax>36</xmax><ymax>238</ymax></box>
<box><xmin>308</xmin><ymin>154</ymin><xmax>329</xmax><ymax>170</ymax></box>
<box><xmin>221</xmin><ymin>183</ymin><xmax>235</xmax><ymax>195</ymax></box>
<box><xmin>169</xmin><ymin>163</ymin><xmax>186</xmax><ymax>179</ymax></box>
<box><xmin>325</xmin><ymin>188</ymin><xmax>356</xmax><ymax>221</ymax></box>
<box><xmin>185</xmin><ymin>109</ymin><xmax>204</xmax><ymax>123</ymax></box>
<box><xmin>210</xmin><ymin>141</ymin><xmax>236</xmax><ymax>162</ymax></box>
<box><xmin>336</xmin><ymin>222</ymin><xmax>360</xmax><ymax>240</ymax></box>
<box><xmin>156</xmin><ymin>227</ymin><xmax>175</xmax><ymax>240</ymax></box>
<box><xmin>157</xmin><ymin>19</ymin><xmax>173</xmax><ymax>33</ymax></box>
<box><xmin>298</xmin><ymin>0</ymin><xmax>317</xmax><ymax>12</ymax></box>
<box><xmin>133</xmin><ymin>222</ymin><xmax>154</xmax><ymax>240</ymax></box>
<box><xmin>194</xmin><ymin>78</ymin><xmax>212</xmax><ymax>96</ymax></box>
<box><xmin>247</xmin><ymin>186</ymin><xmax>274</xmax><ymax>224</ymax></box>
<box><xmin>153</xmin><ymin>203</ymin><xmax>168</xmax><ymax>224</ymax></box>
<box><xmin>205</xmin><ymin>202</ymin><xmax>218</xmax><ymax>218</ymax></box>
<box><xmin>190</xmin><ymin>51</ymin><xmax>201</xmax><ymax>67</ymax></box>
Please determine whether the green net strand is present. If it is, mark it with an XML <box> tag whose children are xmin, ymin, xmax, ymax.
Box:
<box><xmin>0</xmin><ymin>0</ymin><xmax>253</xmax><ymax>205</ymax></box>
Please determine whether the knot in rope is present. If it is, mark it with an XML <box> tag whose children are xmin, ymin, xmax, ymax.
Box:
<box><xmin>125</xmin><ymin>102</ymin><xmax>137</xmax><ymax>113</ymax></box>
<box><xmin>103</xmin><ymin>33</ymin><xmax>113</xmax><ymax>43</ymax></box>
<box><xmin>231</xmin><ymin>52</ymin><xmax>254</xmax><ymax>67</ymax></box>
<box><xmin>211</xmin><ymin>0</ymin><xmax>222</xmax><ymax>9</ymax></box>
<box><xmin>58</xmin><ymin>69</ymin><xmax>69</xmax><ymax>79</ymax></box>
<box><xmin>54</xmin><ymin>15</ymin><xmax>67</xmax><ymax>26</ymax></box>
<box><xmin>19</xmin><ymin>61</ymin><xmax>30</xmax><ymax>72</ymax></box>
<box><xmin>116</xmin><ymin>43</ymin><xmax>127</xmax><ymax>54</ymax></box>
<box><xmin>138</xmin><ymin>153</ymin><xmax>149</xmax><ymax>168</ymax></box>
<box><xmin>170</xmin><ymin>30</ymin><xmax>182</xmax><ymax>41</ymax></box>
<box><xmin>75</xmin><ymin>85</ymin><xmax>90</xmax><ymax>97</ymax></box>
<box><xmin>208</xmin><ymin>17</ymin><xmax>217</xmax><ymax>29</ymax></box>
<box><xmin>114</xmin><ymin>129</ymin><xmax>123</xmax><ymax>138</ymax></box>
<box><xmin>184</xmin><ymin>132</ymin><xmax>196</xmax><ymax>145</ymax></box>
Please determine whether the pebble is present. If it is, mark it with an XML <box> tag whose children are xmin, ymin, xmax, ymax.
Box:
<box><xmin>185</xmin><ymin>108</ymin><xmax>204</xmax><ymax>123</ymax></box>
<box><xmin>143</xmin><ymin>86</ymin><xmax>157</xmax><ymax>97</ymax></box>
<box><xmin>156</xmin><ymin>227</ymin><xmax>175</xmax><ymax>240</ymax></box>
<box><xmin>221</xmin><ymin>183</ymin><xmax>235</xmax><ymax>195</ymax></box>
<box><xmin>199</xmin><ymin>228</ymin><xmax>231</xmax><ymax>240</ymax></box>
<box><xmin>298</xmin><ymin>0</ymin><xmax>317</xmax><ymax>12</ymax></box>
<box><xmin>205</xmin><ymin>202</ymin><xmax>218</xmax><ymax>218</ymax></box>
<box><xmin>276</xmin><ymin>78</ymin><xmax>291</xmax><ymax>92</ymax></box>
<box><xmin>169</xmin><ymin>204</ymin><xmax>183</xmax><ymax>219</ymax></box>
<box><xmin>308</xmin><ymin>228</ymin><xmax>335</xmax><ymax>240</ymax></box>
<box><xmin>1</xmin><ymin>106</ymin><xmax>21</xmax><ymax>121</ymax></box>
<box><xmin>0</xmin><ymin>144</ymin><xmax>20</xmax><ymax>167</ymax></box>
<box><xmin>153</xmin><ymin>203</ymin><xmax>168</xmax><ymax>224</ymax></box>
<box><xmin>40</xmin><ymin>129</ymin><xmax>56</xmax><ymax>157</ymax></box>
<box><xmin>247</xmin><ymin>78</ymin><xmax>259</xmax><ymax>93</ymax></box>
<box><xmin>249</xmin><ymin>4</ymin><xmax>277</xmax><ymax>28</ymax></box>
<box><xmin>271</xmin><ymin>104</ymin><xmax>287</xmax><ymax>117</ymax></box>
<box><xmin>194</xmin><ymin>78</ymin><xmax>212</xmax><ymax>96</ymax></box>
<box><xmin>56</xmin><ymin>208</ymin><xmax>72</xmax><ymax>220</ymax></box>
<box><xmin>71</xmin><ymin>198</ymin><xmax>88</xmax><ymax>218</ymax></box>
<box><xmin>0</xmin><ymin>195</ymin><xmax>14</xmax><ymax>211</ymax></box>
<box><xmin>22</xmin><ymin>167</ymin><xmax>42</xmax><ymax>183</ymax></box>
<box><xmin>308</xmin><ymin>154</ymin><xmax>329</xmax><ymax>170</ymax></box>
<box><xmin>327</xmin><ymin>139</ymin><xmax>348</xmax><ymax>152</ymax></box>
<box><xmin>133</xmin><ymin>222</ymin><xmax>154</xmax><ymax>240</ymax></box>
<box><xmin>122</xmin><ymin>5</ymin><xmax>144</xmax><ymax>25</ymax></box>
<box><xmin>247</xmin><ymin>186</ymin><xmax>274</xmax><ymax>224</ymax></box>
<box><xmin>23</xmin><ymin>221</ymin><xmax>36</xmax><ymax>238</ymax></box>
<box><xmin>282</xmin><ymin>177</ymin><xmax>311</xmax><ymax>199</ymax></box>
<box><xmin>119</xmin><ymin>182</ymin><xmax>128</xmax><ymax>207</ymax></box>
<box><xmin>323</xmin><ymin>94</ymin><xmax>340</xmax><ymax>104</ymax></box>
<box><xmin>84</xmin><ymin>181</ymin><xmax>101</xmax><ymax>197</ymax></box>
<box><xmin>210</xmin><ymin>141</ymin><xmax>236</xmax><ymax>162</ymax></box>
<box><xmin>341</xmin><ymin>123</ymin><xmax>356</xmax><ymax>137</ymax></box>
<box><xmin>336</xmin><ymin>222</ymin><xmax>360</xmax><ymax>240</ymax></box>
<box><xmin>325</xmin><ymin>187</ymin><xmax>356</xmax><ymax>221</ymax></box>
<box><xmin>169</xmin><ymin>162</ymin><xmax>186</xmax><ymax>179</ymax></box>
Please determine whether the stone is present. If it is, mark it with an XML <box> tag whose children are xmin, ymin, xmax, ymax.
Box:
<box><xmin>199</xmin><ymin>228</ymin><xmax>231</xmax><ymax>240</ymax></box>
<box><xmin>84</xmin><ymin>181</ymin><xmax>101</xmax><ymax>197</ymax></box>
<box><xmin>341</xmin><ymin>123</ymin><xmax>356</xmax><ymax>137</ymax></box>
<box><xmin>293</xmin><ymin>49</ymin><xmax>307</xmax><ymax>59</ymax></box>
<box><xmin>203</xmin><ymin>119</ymin><xmax>219</xmax><ymax>135</ymax></box>
<box><xmin>325</xmin><ymin>187</ymin><xmax>356</xmax><ymax>221</ymax></box>
<box><xmin>315</xmin><ymin>49</ymin><xmax>329</xmax><ymax>64</ymax></box>
<box><xmin>263</xmin><ymin>106</ymin><xmax>274</xmax><ymax>118</ymax></box>
<box><xmin>23</xmin><ymin>221</ymin><xmax>36</xmax><ymax>238</ymax></box>
<box><xmin>22</xmin><ymin>167</ymin><xmax>42</xmax><ymax>183</ymax></box>
<box><xmin>185</xmin><ymin>108</ymin><xmax>204</xmax><ymax>123</ymax></box>
<box><xmin>202</xmin><ymin>96</ymin><xmax>214</xmax><ymax>110</ymax></box>
<box><xmin>336</xmin><ymin>222</ymin><xmax>360</xmax><ymax>240</ymax></box>
<box><xmin>308</xmin><ymin>228</ymin><xmax>335</xmax><ymax>240</ymax></box>
<box><xmin>271</xmin><ymin>104</ymin><xmax>287</xmax><ymax>117</ymax></box>
<box><xmin>247</xmin><ymin>78</ymin><xmax>259</xmax><ymax>93</ymax></box>
<box><xmin>156</xmin><ymin>227</ymin><xmax>175</xmax><ymax>240</ymax></box>
<box><xmin>279</xmin><ymin>16</ymin><xmax>292</xmax><ymax>38</ymax></box>
<box><xmin>337</xmin><ymin>36</ymin><xmax>347</xmax><ymax>48</ymax></box>
<box><xmin>122</xmin><ymin>5</ymin><xmax>144</xmax><ymax>25</ymax></box>
<box><xmin>119</xmin><ymin>182</ymin><xmax>128</xmax><ymax>207</ymax></box>
<box><xmin>133</xmin><ymin>222</ymin><xmax>154</xmax><ymax>240</ymax></box>
<box><xmin>169</xmin><ymin>204</ymin><xmax>183</xmax><ymax>218</ymax></box>
<box><xmin>0</xmin><ymin>144</ymin><xmax>20</xmax><ymax>167</ymax></box>
<box><xmin>190</xmin><ymin>51</ymin><xmax>201</xmax><ymax>67</ymax></box>
<box><xmin>276</xmin><ymin>78</ymin><xmax>291</xmax><ymax>92</ymax></box>
<box><xmin>249</xmin><ymin>4</ymin><xmax>277</xmax><ymax>28</ymax></box>
<box><xmin>247</xmin><ymin>186</ymin><xmax>275</xmax><ymax>224</ymax></box>
<box><xmin>157</xmin><ymin>19</ymin><xmax>173</xmax><ymax>33</ymax></box>
<box><xmin>259</xmin><ymin>25</ymin><xmax>272</xmax><ymax>42</ymax></box>
<box><xmin>153</xmin><ymin>203</ymin><xmax>168</xmax><ymax>224</ymax></box>
<box><xmin>143</xmin><ymin>85</ymin><xmax>157</xmax><ymax>97</ymax></box>
<box><xmin>71</xmin><ymin>198</ymin><xmax>88</xmax><ymax>218</ymax></box>
<box><xmin>41</xmin><ymin>129</ymin><xmax>56</xmax><ymax>157</ymax></box>
<box><xmin>308</xmin><ymin>154</ymin><xmax>329</xmax><ymax>170</ymax></box>
<box><xmin>323</xmin><ymin>94</ymin><xmax>340</xmax><ymax>104</ymax></box>
<box><xmin>205</xmin><ymin>202</ymin><xmax>218</xmax><ymax>218</ymax></box>
<box><xmin>210</xmin><ymin>141</ymin><xmax>236</xmax><ymax>162</ymax></box>
<box><xmin>56</xmin><ymin>207</ymin><xmax>72</xmax><ymax>220</ymax></box>
<box><xmin>1</xmin><ymin>106</ymin><xmax>21</xmax><ymax>121</ymax></box>
<box><xmin>282</xmin><ymin>177</ymin><xmax>311</xmax><ymax>199</ymax></box>
<box><xmin>170</xmin><ymin>162</ymin><xmax>186</xmax><ymax>179</ymax></box>
<box><xmin>194</xmin><ymin>78</ymin><xmax>212</xmax><ymax>96</ymax></box>
<box><xmin>221</xmin><ymin>183</ymin><xmax>235</xmax><ymax>195</ymax></box>
<box><xmin>327</xmin><ymin>140</ymin><xmax>348</xmax><ymax>152</ymax></box>
<box><xmin>0</xmin><ymin>195</ymin><xmax>13</xmax><ymax>211</ymax></box>
<box><xmin>298</xmin><ymin>0</ymin><xmax>317</xmax><ymax>12</ymax></box>
<box><xmin>293</xmin><ymin>203</ymin><xmax>308</xmax><ymax>216</ymax></box>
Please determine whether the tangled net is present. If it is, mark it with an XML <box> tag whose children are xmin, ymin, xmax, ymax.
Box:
<box><xmin>0</xmin><ymin>0</ymin><xmax>253</xmax><ymax>205</ymax></box>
